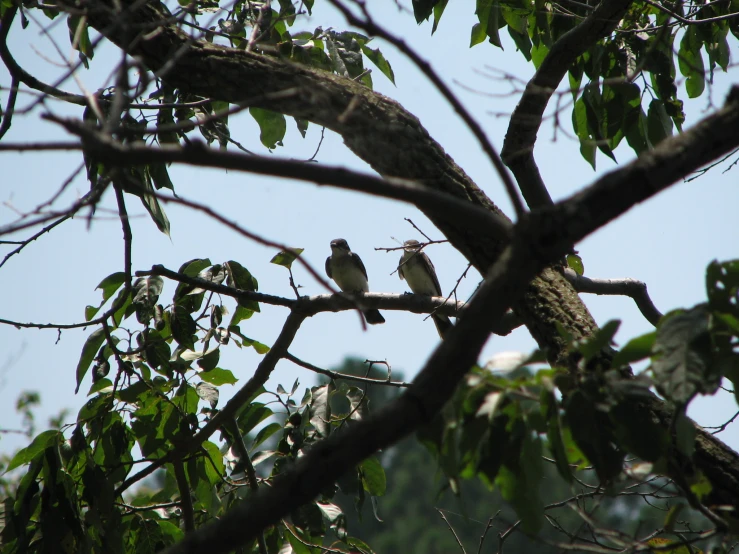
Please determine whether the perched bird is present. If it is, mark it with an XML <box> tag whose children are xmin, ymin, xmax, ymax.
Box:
<box><xmin>326</xmin><ymin>238</ymin><xmax>385</xmax><ymax>325</ymax></box>
<box><xmin>398</xmin><ymin>239</ymin><xmax>453</xmax><ymax>338</ymax></box>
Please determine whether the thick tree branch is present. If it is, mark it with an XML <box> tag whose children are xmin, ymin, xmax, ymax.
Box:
<box><xmin>501</xmin><ymin>0</ymin><xmax>633</xmax><ymax>208</ymax></box>
<box><xmin>563</xmin><ymin>268</ymin><xmax>663</xmax><ymax>326</ymax></box>
<box><xmin>43</xmin><ymin>115</ymin><xmax>513</xmax><ymax>242</ymax></box>
<box><xmin>163</xmin><ymin>88</ymin><xmax>739</xmax><ymax>554</ymax></box>
<box><xmin>0</xmin><ymin>8</ymin><xmax>88</xmax><ymax>107</ymax></box>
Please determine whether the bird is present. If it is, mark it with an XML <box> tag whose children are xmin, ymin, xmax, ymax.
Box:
<box><xmin>325</xmin><ymin>238</ymin><xmax>385</xmax><ymax>325</ymax></box>
<box><xmin>398</xmin><ymin>239</ymin><xmax>453</xmax><ymax>338</ymax></box>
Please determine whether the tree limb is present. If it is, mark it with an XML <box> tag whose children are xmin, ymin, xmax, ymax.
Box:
<box><xmin>501</xmin><ymin>0</ymin><xmax>633</xmax><ymax>208</ymax></box>
<box><xmin>563</xmin><ymin>268</ymin><xmax>663</xmax><ymax>326</ymax></box>
<box><xmin>41</xmin><ymin>115</ymin><xmax>513</xmax><ymax>242</ymax></box>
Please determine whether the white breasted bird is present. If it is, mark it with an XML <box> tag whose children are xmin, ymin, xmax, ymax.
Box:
<box><xmin>398</xmin><ymin>239</ymin><xmax>453</xmax><ymax>338</ymax></box>
<box><xmin>325</xmin><ymin>238</ymin><xmax>385</xmax><ymax>325</ymax></box>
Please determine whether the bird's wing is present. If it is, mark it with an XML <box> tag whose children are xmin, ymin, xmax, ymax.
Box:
<box><xmin>350</xmin><ymin>252</ymin><xmax>369</xmax><ymax>281</ymax></box>
<box><xmin>325</xmin><ymin>256</ymin><xmax>332</xmax><ymax>279</ymax></box>
<box><xmin>398</xmin><ymin>252</ymin><xmax>406</xmax><ymax>280</ymax></box>
<box><xmin>421</xmin><ymin>252</ymin><xmax>443</xmax><ymax>296</ymax></box>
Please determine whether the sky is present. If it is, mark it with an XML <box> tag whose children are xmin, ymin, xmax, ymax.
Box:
<box><xmin>1</xmin><ymin>0</ymin><xmax>738</xmax><ymax>458</ymax></box>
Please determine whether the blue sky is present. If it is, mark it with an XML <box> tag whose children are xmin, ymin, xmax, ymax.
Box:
<box><xmin>1</xmin><ymin>0</ymin><xmax>738</xmax><ymax>456</ymax></box>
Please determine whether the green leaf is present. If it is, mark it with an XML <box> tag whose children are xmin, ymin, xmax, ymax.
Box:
<box><xmin>171</xmin><ymin>305</ymin><xmax>196</xmax><ymax>350</ymax></box>
<box><xmin>237</xmin><ymin>402</ymin><xmax>273</xmax><ymax>435</ymax></box>
<box><xmin>566</xmin><ymin>253</ymin><xmax>584</xmax><ymax>276</ymax></box>
<box><xmin>530</xmin><ymin>41</ymin><xmax>547</xmax><ymax>68</ymax></box>
<box><xmin>67</xmin><ymin>14</ymin><xmax>94</xmax><ymax>61</ymax></box>
<box><xmin>412</xmin><ymin>0</ymin><xmax>441</xmax><ymax>22</ymax></box>
<box><xmin>85</xmin><ymin>272</ymin><xmax>127</xmax><ymax>320</ymax></box>
<box><xmin>360</xmin><ymin>456</ymin><xmax>386</xmax><ymax>496</ymax></box>
<box><xmin>294</xmin><ymin>117</ymin><xmax>309</xmax><ymax>138</ymax></box>
<box><xmin>309</xmin><ymin>383</ymin><xmax>332</xmax><ymax>438</ymax></box>
<box><xmin>5</xmin><ymin>430</ymin><xmax>61</xmax><ymax>472</ymax></box>
<box><xmin>270</xmin><ymin>248</ymin><xmax>304</xmax><ymax>269</ymax></box>
<box><xmin>652</xmin><ymin>306</ymin><xmax>720</xmax><ymax>405</ymax></box>
<box><xmin>225</xmin><ymin>260</ymin><xmax>259</xmax><ymax>317</ymax></box>
<box><xmin>284</xmin><ymin>521</ymin><xmax>314</xmax><ymax>554</ymax></box>
<box><xmin>198</xmin><ymin>367</ymin><xmax>238</xmax><ymax>386</ymax></box>
<box><xmin>88</xmin><ymin>377</ymin><xmax>113</xmax><ymax>396</ymax></box>
<box><xmin>360</xmin><ymin>44</ymin><xmax>396</xmax><ymax>84</ymax></box>
<box><xmin>431</xmin><ymin>0</ymin><xmax>449</xmax><ymax>33</ymax></box>
<box><xmin>471</xmin><ymin>0</ymin><xmax>503</xmax><ymax>48</ymax></box>
<box><xmin>195</xmin><ymin>349</ymin><xmax>219</xmax><ymax>374</ymax></box>
<box><xmin>564</xmin><ymin>391</ymin><xmax>624</xmax><ymax>481</ymax></box>
<box><xmin>572</xmin><ymin>97</ymin><xmax>596</xmax><ymax>169</ymax></box>
<box><xmin>706</xmin><ymin>259</ymin><xmax>739</xmax><ymax>316</ymax></box>
<box><xmin>610</xmin><ymin>399</ymin><xmax>669</xmax><ymax>461</ymax></box>
<box><xmin>576</xmin><ymin>319</ymin><xmax>620</xmax><ymax>362</ymax></box>
<box><xmin>611</xmin><ymin>331</ymin><xmax>656</xmax><ymax>368</ymax></box>
<box><xmin>624</xmin><ymin>106</ymin><xmax>649</xmax><ymax>156</ymax></box>
<box><xmin>542</xmin><ymin>391</ymin><xmax>571</xmax><ymax>483</ymax></box>
<box><xmin>75</xmin><ymin>328</ymin><xmax>106</xmax><ymax>393</ymax></box>
<box><xmin>317</xmin><ymin>501</ymin><xmax>346</xmax><ymax>538</ymax></box>
<box><xmin>141</xmin><ymin>328</ymin><xmax>170</xmax><ymax>370</ymax></box>
<box><xmin>229</xmin><ymin>325</ymin><xmax>270</xmax><ymax>354</ymax></box>
<box><xmin>647</xmin><ymin>99</ymin><xmax>672</xmax><ymax>147</ymax></box>
<box><xmin>249</xmin><ymin>107</ymin><xmax>286</xmax><ymax>149</ymax></box>
<box><xmin>678</xmin><ymin>26</ymin><xmax>705</xmax><ymax>98</ymax></box>
<box><xmin>674</xmin><ymin>410</ymin><xmax>696</xmax><ymax>457</ymax></box>
<box><xmin>174</xmin><ymin>258</ymin><xmax>212</xmax><ymax>301</ymax></box>
<box><xmin>251</xmin><ymin>422</ymin><xmax>282</xmax><ymax>450</ymax></box>
<box><xmin>147</xmin><ymin>163</ymin><xmax>174</xmax><ymax>191</ymax></box>
<box><xmin>690</xmin><ymin>472</ymin><xmax>712</xmax><ymax>501</ymax></box>
<box><xmin>157</xmin><ymin>520</ymin><xmax>184</xmax><ymax>545</ymax></box>
<box><xmin>132</xmin><ymin>275</ymin><xmax>164</xmax><ymax>324</ymax></box>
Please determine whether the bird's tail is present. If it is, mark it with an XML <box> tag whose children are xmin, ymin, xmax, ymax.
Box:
<box><xmin>432</xmin><ymin>314</ymin><xmax>453</xmax><ymax>338</ymax></box>
<box><xmin>363</xmin><ymin>309</ymin><xmax>386</xmax><ymax>325</ymax></box>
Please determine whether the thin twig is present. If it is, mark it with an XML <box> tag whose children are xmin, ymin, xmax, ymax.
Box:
<box><xmin>437</xmin><ymin>509</ymin><xmax>467</xmax><ymax>554</ymax></box>
<box><xmin>286</xmin><ymin>352</ymin><xmax>410</xmax><ymax>388</ymax></box>
<box><xmin>223</xmin><ymin>417</ymin><xmax>267</xmax><ymax>554</ymax></box>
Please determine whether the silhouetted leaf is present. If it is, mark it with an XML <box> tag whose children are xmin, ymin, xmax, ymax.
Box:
<box><xmin>612</xmin><ymin>331</ymin><xmax>656</xmax><ymax>368</ymax></box>
<box><xmin>270</xmin><ymin>248</ymin><xmax>304</xmax><ymax>268</ymax></box>
<box><xmin>652</xmin><ymin>306</ymin><xmax>719</xmax><ymax>405</ymax></box>
<box><xmin>360</xmin><ymin>456</ymin><xmax>386</xmax><ymax>496</ymax></box>
<box><xmin>6</xmin><ymin>430</ymin><xmax>61</xmax><ymax>471</ymax></box>
<box><xmin>75</xmin><ymin>328</ymin><xmax>106</xmax><ymax>393</ymax></box>
<box><xmin>249</xmin><ymin>107</ymin><xmax>286</xmax><ymax>149</ymax></box>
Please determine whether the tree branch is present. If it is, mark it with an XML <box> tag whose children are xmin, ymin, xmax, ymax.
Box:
<box><xmin>501</xmin><ymin>0</ymin><xmax>633</xmax><ymax>208</ymax></box>
<box><xmin>285</xmin><ymin>353</ymin><xmax>411</xmax><ymax>388</ymax></box>
<box><xmin>563</xmin><ymin>268</ymin><xmax>663</xmax><ymax>326</ymax></box>
<box><xmin>41</xmin><ymin>115</ymin><xmax>513</xmax><ymax>242</ymax></box>
<box><xmin>172</xmin><ymin>455</ymin><xmax>195</xmax><ymax>532</ymax></box>
<box><xmin>0</xmin><ymin>8</ymin><xmax>88</xmax><ymax>107</ymax></box>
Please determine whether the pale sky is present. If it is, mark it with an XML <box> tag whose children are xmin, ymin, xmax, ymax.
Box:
<box><xmin>1</xmin><ymin>0</ymin><xmax>738</xmax><ymax>456</ymax></box>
